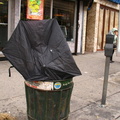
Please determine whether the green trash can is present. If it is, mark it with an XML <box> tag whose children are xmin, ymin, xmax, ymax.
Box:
<box><xmin>25</xmin><ymin>78</ymin><xmax>74</xmax><ymax>120</ymax></box>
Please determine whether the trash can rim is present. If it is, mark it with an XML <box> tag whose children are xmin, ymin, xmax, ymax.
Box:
<box><xmin>25</xmin><ymin>78</ymin><xmax>73</xmax><ymax>91</ymax></box>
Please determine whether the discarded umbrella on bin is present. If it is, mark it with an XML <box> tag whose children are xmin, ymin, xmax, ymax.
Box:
<box><xmin>2</xmin><ymin>19</ymin><xmax>81</xmax><ymax>81</ymax></box>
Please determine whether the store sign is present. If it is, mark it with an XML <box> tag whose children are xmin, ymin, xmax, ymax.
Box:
<box><xmin>27</xmin><ymin>0</ymin><xmax>44</xmax><ymax>20</ymax></box>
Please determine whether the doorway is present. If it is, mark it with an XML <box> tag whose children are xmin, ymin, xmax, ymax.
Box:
<box><xmin>97</xmin><ymin>5</ymin><xmax>119</xmax><ymax>50</ymax></box>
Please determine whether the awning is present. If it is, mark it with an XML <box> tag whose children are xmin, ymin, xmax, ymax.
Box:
<box><xmin>108</xmin><ymin>0</ymin><xmax>120</xmax><ymax>4</ymax></box>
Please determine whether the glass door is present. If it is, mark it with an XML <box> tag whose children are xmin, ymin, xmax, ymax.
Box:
<box><xmin>44</xmin><ymin>0</ymin><xmax>76</xmax><ymax>52</ymax></box>
<box><xmin>53</xmin><ymin>0</ymin><xmax>75</xmax><ymax>42</ymax></box>
<box><xmin>0</xmin><ymin>0</ymin><xmax>8</xmax><ymax>51</ymax></box>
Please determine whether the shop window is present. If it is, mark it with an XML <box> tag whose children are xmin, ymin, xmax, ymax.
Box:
<box><xmin>21</xmin><ymin>0</ymin><xmax>76</xmax><ymax>42</ymax></box>
<box><xmin>0</xmin><ymin>0</ymin><xmax>8</xmax><ymax>51</ymax></box>
<box><xmin>53</xmin><ymin>0</ymin><xmax>75</xmax><ymax>41</ymax></box>
<box><xmin>0</xmin><ymin>0</ymin><xmax>8</xmax><ymax>23</ymax></box>
<box><xmin>44</xmin><ymin>0</ymin><xmax>76</xmax><ymax>41</ymax></box>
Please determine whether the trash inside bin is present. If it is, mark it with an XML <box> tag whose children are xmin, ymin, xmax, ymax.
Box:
<box><xmin>25</xmin><ymin>78</ymin><xmax>73</xmax><ymax>120</ymax></box>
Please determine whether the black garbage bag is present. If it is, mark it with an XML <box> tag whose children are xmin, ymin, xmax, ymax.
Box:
<box><xmin>2</xmin><ymin>19</ymin><xmax>81</xmax><ymax>81</ymax></box>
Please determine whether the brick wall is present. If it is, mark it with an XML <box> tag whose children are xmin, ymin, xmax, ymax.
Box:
<box><xmin>85</xmin><ymin>0</ymin><xmax>119</xmax><ymax>52</ymax></box>
<box><xmin>85</xmin><ymin>3</ymin><xmax>99</xmax><ymax>52</ymax></box>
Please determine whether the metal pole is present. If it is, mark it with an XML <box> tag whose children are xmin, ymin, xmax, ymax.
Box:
<box><xmin>101</xmin><ymin>57</ymin><xmax>110</xmax><ymax>105</ymax></box>
<box><xmin>8</xmin><ymin>0</ymin><xmax>12</xmax><ymax>40</ymax></box>
<box><xmin>74</xmin><ymin>0</ymin><xmax>78</xmax><ymax>54</ymax></box>
<box><xmin>50</xmin><ymin>0</ymin><xmax>53</xmax><ymax>19</ymax></box>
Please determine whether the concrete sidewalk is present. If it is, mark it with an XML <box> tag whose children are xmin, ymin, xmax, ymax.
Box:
<box><xmin>0</xmin><ymin>51</ymin><xmax>120</xmax><ymax>120</ymax></box>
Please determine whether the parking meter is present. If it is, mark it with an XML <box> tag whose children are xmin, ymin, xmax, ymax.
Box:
<box><xmin>101</xmin><ymin>34</ymin><xmax>114</xmax><ymax>105</ymax></box>
<box><xmin>104</xmin><ymin>34</ymin><xmax>114</xmax><ymax>57</ymax></box>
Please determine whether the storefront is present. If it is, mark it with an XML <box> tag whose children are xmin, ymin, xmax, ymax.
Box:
<box><xmin>21</xmin><ymin>0</ymin><xmax>78</xmax><ymax>53</ymax></box>
<box><xmin>0</xmin><ymin>0</ymin><xmax>91</xmax><ymax>55</ymax></box>
<box><xmin>85</xmin><ymin>0</ymin><xmax>119</xmax><ymax>52</ymax></box>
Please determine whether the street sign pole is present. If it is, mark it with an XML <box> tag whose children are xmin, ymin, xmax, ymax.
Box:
<box><xmin>101</xmin><ymin>57</ymin><xmax>110</xmax><ymax>105</ymax></box>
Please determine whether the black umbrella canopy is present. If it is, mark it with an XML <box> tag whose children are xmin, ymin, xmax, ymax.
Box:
<box><xmin>2</xmin><ymin>19</ymin><xmax>81</xmax><ymax>81</ymax></box>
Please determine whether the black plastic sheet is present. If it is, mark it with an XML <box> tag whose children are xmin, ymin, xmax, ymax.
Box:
<box><xmin>2</xmin><ymin>19</ymin><xmax>81</xmax><ymax>81</ymax></box>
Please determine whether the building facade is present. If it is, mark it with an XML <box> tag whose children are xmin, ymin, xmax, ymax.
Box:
<box><xmin>0</xmin><ymin>0</ymin><xmax>92</xmax><ymax>56</ymax></box>
<box><xmin>1</xmin><ymin>0</ymin><xmax>119</xmax><ymax>56</ymax></box>
<box><xmin>85</xmin><ymin>0</ymin><xmax>119</xmax><ymax>53</ymax></box>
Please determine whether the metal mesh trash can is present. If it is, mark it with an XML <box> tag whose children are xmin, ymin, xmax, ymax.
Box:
<box><xmin>25</xmin><ymin>78</ymin><xmax>74</xmax><ymax>120</ymax></box>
